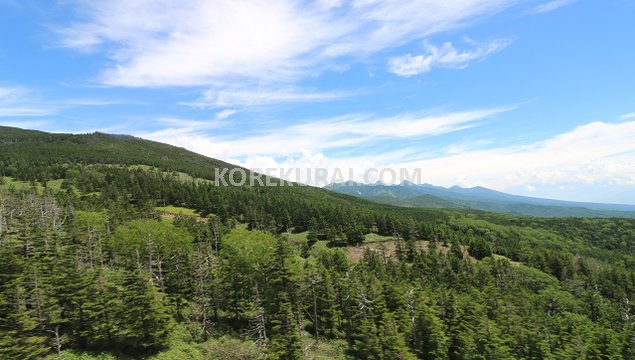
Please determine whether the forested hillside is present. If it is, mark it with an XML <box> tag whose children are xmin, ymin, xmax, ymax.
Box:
<box><xmin>1</xmin><ymin>127</ymin><xmax>635</xmax><ymax>359</ymax></box>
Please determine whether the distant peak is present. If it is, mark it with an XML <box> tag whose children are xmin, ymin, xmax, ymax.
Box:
<box><xmin>327</xmin><ymin>180</ymin><xmax>362</xmax><ymax>187</ymax></box>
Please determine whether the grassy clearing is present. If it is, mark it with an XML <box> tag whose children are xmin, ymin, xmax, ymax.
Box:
<box><xmin>492</xmin><ymin>254</ymin><xmax>523</xmax><ymax>267</ymax></box>
<box><xmin>284</xmin><ymin>231</ymin><xmax>308</xmax><ymax>243</ymax></box>
<box><xmin>0</xmin><ymin>177</ymin><xmax>77</xmax><ymax>194</ymax></box>
<box><xmin>0</xmin><ymin>176</ymin><xmax>40</xmax><ymax>191</ymax></box>
<box><xmin>47</xmin><ymin>179</ymin><xmax>65</xmax><ymax>191</ymax></box>
<box><xmin>364</xmin><ymin>232</ymin><xmax>394</xmax><ymax>243</ymax></box>
<box><xmin>156</xmin><ymin>206</ymin><xmax>199</xmax><ymax>216</ymax></box>
<box><xmin>160</xmin><ymin>217</ymin><xmax>175</xmax><ymax>224</ymax></box>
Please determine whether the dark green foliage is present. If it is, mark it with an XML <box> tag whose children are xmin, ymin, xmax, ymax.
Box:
<box><xmin>411</xmin><ymin>302</ymin><xmax>448</xmax><ymax>359</ymax></box>
<box><xmin>468</xmin><ymin>237</ymin><xmax>492</xmax><ymax>260</ymax></box>
<box><xmin>266</xmin><ymin>238</ymin><xmax>303</xmax><ymax>359</ymax></box>
<box><xmin>345</xmin><ymin>225</ymin><xmax>366</xmax><ymax>246</ymax></box>
<box><xmin>117</xmin><ymin>271</ymin><xmax>174</xmax><ymax>353</ymax></box>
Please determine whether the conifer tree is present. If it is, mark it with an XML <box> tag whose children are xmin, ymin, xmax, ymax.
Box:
<box><xmin>118</xmin><ymin>270</ymin><xmax>174</xmax><ymax>353</ymax></box>
<box><xmin>267</xmin><ymin>238</ymin><xmax>302</xmax><ymax>359</ymax></box>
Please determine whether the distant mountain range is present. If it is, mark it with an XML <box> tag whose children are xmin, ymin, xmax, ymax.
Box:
<box><xmin>325</xmin><ymin>181</ymin><xmax>635</xmax><ymax>218</ymax></box>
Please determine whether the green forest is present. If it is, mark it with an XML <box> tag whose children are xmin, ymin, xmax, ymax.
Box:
<box><xmin>1</xmin><ymin>127</ymin><xmax>635</xmax><ymax>359</ymax></box>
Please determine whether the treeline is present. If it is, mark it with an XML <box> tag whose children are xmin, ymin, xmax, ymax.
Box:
<box><xmin>4</xmin><ymin>161</ymin><xmax>635</xmax><ymax>301</ymax></box>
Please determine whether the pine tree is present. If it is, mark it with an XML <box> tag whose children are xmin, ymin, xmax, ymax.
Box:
<box><xmin>350</xmin><ymin>316</ymin><xmax>383</xmax><ymax>359</ymax></box>
<box><xmin>411</xmin><ymin>302</ymin><xmax>448</xmax><ymax>359</ymax></box>
<box><xmin>80</xmin><ymin>269</ymin><xmax>124</xmax><ymax>350</ymax></box>
<box><xmin>378</xmin><ymin>313</ymin><xmax>417</xmax><ymax>360</ymax></box>
<box><xmin>0</xmin><ymin>279</ymin><xmax>49</xmax><ymax>360</ymax></box>
<box><xmin>267</xmin><ymin>238</ymin><xmax>302</xmax><ymax>360</ymax></box>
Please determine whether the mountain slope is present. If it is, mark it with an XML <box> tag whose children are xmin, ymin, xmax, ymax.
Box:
<box><xmin>0</xmin><ymin>126</ymin><xmax>233</xmax><ymax>180</ymax></box>
<box><xmin>0</xmin><ymin>125</ymin><xmax>451</xmax><ymax>224</ymax></box>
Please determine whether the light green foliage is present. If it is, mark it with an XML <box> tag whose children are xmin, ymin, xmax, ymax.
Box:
<box><xmin>0</xmin><ymin>176</ymin><xmax>39</xmax><ymax>191</ymax></box>
<box><xmin>364</xmin><ymin>232</ymin><xmax>394</xmax><ymax>243</ymax></box>
<box><xmin>156</xmin><ymin>206</ymin><xmax>199</xmax><ymax>216</ymax></box>
<box><xmin>222</xmin><ymin>229</ymin><xmax>277</xmax><ymax>273</ymax></box>
<box><xmin>110</xmin><ymin>220</ymin><xmax>193</xmax><ymax>267</ymax></box>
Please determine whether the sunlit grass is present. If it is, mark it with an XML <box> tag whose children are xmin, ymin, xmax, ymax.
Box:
<box><xmin>156</xmin><ymin>206</ymin><xmax>198</xmax><ymax>216</ymax></box>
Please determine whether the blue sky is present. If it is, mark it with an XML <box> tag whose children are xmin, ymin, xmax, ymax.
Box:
<box><xmin>1</xmin><ymin>0</ymin><xmax>635</xmax><ymax>203</ymax></box>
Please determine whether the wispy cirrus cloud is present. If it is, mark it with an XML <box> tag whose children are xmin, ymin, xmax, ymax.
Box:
<box><xmin>137</xmin><ymin>106</ymin><xmax>511</xmax><ymax>160</ymax></box>
<box><xmin>0</xmin><ymin>120</ymin><xmax>51</xmax><ymax>129</ymax></box>
<box><xmin>61</xmin><ymin>98</ymin><xmax>145</xmax><ymax>106</ymax></box>
<box><xmin>56</xmin><ymin>0</ymin><xmax>517</xmax><ymax>89</ymax></box>
<box><xmin>0</xmin><ymin>86</ymin><xmax>55</xmax><ymax>117</ymax></box>
<box><xmin>215</xmin><ymin>109</ymin><xmax>237</xmax><ymax>120</ymax></box>
<box><xmin>181</xmin><ymin>86</ymin><xmax>356</xmax><ymax>108</ymax></box>
<box><xmin>528</xmin><ymin>0</ymin><xmax>577</xmax><ymax>15</ymax></box>
<box><xmin>619</xmin><ymin>112</ymin><xmax>635</xmax><ymax>121</ymax></box>
<box><xmin>388</xmin><ymin>38</ymin><xmax>512</xmax><ymax>77</ymax></box>
<box><xmin>0</xmin><ymin>86</ymin><xmax>143</xmax><ymax>118</ymax></box>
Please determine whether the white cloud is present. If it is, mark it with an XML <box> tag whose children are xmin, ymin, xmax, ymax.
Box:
<box><xmin>388</xmin><ymin>38</ymin><xmax>512</xmax><ymax>77</ymax></box>
<box><xmin>183</xmin><ymin>87</ymin><xmax>355</xmax><ymax>108</ymax></box>
<box><xmin>230</xmin><ymin>149</ymin><xmax>419</xmax><ymax>186</ymax></box>
<box><xmin>137</xmin><ymin>106</ymin><xmax>510</xmax><ymax>160</ymax></box>
<box><xmin>57</xmin><ymin>0</ymin><xmax>515</xmax><ymax>88</ymax></box>
<box><xmin>153</xmin><ymin>117</ymin><xmax>228</xmax><ymax>132</ymax></box>
<box><xmin>134</xmin><ymin>117</ymin><xmax>635</xmax><ymax>190</ymax></box>
<box><xmin>215</xmin><ymin>109</ymin><xmax>237</xmax><ymax>120</ymax></box>
<box><xmin>0</xmin><ymin>86</ymin><xmax>54</xmax><ymax>117</ymax></box>
<box><xmin>0</xmin><ymin>86</ymin><xmax>24</xmax><ymax>100</ymax></box>
<box><xmin>0</xmin><ymin>120</ymin><xmax>51</xmax><ymax>129</ymax></box>
<box><xmin>397</xmin><ymin>120</ymin><xmax>635</xmax><ymax>189</ymax></box>
<box><xmin>528</xmin><ymin>0</ymin><xmax>576</xmax><ymax>15</ymax></box>
<box><xmin>258</xmin><ymin>120</ymin><xmax>635</xmax><ymax>189</ymax></box>
<box><xmin>0</xmin><ymin>108</ymin><xmax>52</xmax><ymax>117</ymax></box>
<box><xmin>62</xmin><ymin>98</ymin><xmax>142</xmax><ymax>106</ymax></box>
<box><xmin>619</xmin><ymin>112</ymin><xmax>635</xmax><ymax>121</ymax></box>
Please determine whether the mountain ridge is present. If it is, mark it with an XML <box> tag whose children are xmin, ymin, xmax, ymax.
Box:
<box><xmin>325</xmin><ymin>181</ymin><xmax>635</xmax><ymax>217</ymax></box>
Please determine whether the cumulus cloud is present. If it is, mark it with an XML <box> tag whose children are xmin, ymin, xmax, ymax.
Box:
<box><xmin>398</xmin><ymin>120</ymin><xmax>635</xmax><ymax>189</ymax></box>
<box><xmin>388</xmin><ymin>38</ymin><xmax>512</xmax><ymax>77</ymax></box>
